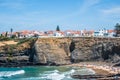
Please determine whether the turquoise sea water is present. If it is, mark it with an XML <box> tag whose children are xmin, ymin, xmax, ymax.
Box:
<box><xmin>0</xmin><ymin>66</ymin><xmax>95</xmax><ymax>80</ymax></box>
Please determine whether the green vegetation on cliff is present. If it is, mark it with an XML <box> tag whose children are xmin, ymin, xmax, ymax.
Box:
<box><xmin>0</xmin><ymin>38</ymin><xmax>37</xmax><ymax>55</ymax></box>
<box><xmin>115</xmin><ymin>23</ymin><xmax>120</xmax><ymax>37</ymax></box>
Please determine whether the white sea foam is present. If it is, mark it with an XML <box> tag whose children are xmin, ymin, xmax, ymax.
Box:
<box><xmin>46</xmin><ymin>69</ymin><xmax>75</xmax><ymax>80</ymax></box>
<box><xmin>75</xmin><ymin>68</ymin><xmax>95</xmax><ymax>75</ymax></box>
<box><xmin>53</xmin><ymin>69</ymin><xmax>59</xmax><ymax>73</ymax></box>
<box><xmin>20</xmin><ymin>77</ymin><xmax>42</xmax><ymax>80</ymax></box>
<box><xmin>43</xmin><ymin>69</ymin><xmax>59</xmax><ymax>74</ymax></box>
<box><xmin>0</xmin><ymin>70</ymin><xmax>25</xmax><ymax>77</ymax></box>
<box><xmin>46</xmin><ymin>72</ymin><xmax>65</xmax><ymax>80</ymax></box>
<box><xmin>87</xmin><ymin>68</ymin><xmax>96</xmax><ymax>74</ymax></box>
<box><xmin>69</xmin><ymin>69</ymin><xmax>75</xmax><ymax>74</ymax></box>
<box><xmin>63</xmin><ymin>69</ymin><xmax>75</xmax><ymax>75</ymax></box>
<box><xmin>40</xmin><ymin>68</ymin><xmax>95</xmax><ymax>80</ymax></box>
<box><xmin>41</xmin><ymin>69</ymin><xmax>66</xmax><ymax>80</ymax></box>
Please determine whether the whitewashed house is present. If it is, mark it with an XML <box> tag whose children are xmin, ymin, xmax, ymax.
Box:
<box><xmin>54</xmin><ymin>31</ymin><xmax>64</xmax><ymax>37</ymax></box>
<box><xmin>19</xmin><ymin>30</ymin><xmax>31</xmax><ymax>38</ymax></box>
<box><xmin>94</xmin><ymin>32</ymin><xmax>99</xmax><ymax>37</ymax></box>
<box><xmin>85</xmin><ymin>30</ymin><xmax>94</xmax><ymax>37</ymax></box>
<box><xmin>94</xmin><ymin>29</ymin><xmax>108</xmax><ymax>37</ymax></box>
<box><xmin>64</xmin><ymin>30</ymin><xmax>73</xmax><ymax>37</ymax></box>
<box><xmin>45</xmin><ymin>31</ymin><xmax>54</xmax><ymax>36</ymax></box>
<box><xmin>65</xmin><ymin>30</ymin><xmax>80</xmax><ymax>37</ymax></box>
<box><xmin>73</xmin><ymin>31</ymin><xmax>81</xmax><ymax>37</ymax></box>
<box><xmin>6</xmin><ymin>32</ymin><xmax>12</xmax><ymax>37</ymax></box>
<box><xmin>99</xmin><ymin>29</ymin><xmax>108</xmax><ymax>36</ymax></box>
<box><xmin>38</xmin><ymin>31</ymin><xmax>45</xmax><ymax>36</ymax></box>
<box><xmin>107</xmin><ymin>30</ymin><xmax>115</xmax><ymax>37</ymax></box>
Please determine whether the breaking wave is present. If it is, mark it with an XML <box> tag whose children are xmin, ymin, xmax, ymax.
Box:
<box><xmin>0</xmin><ymin>66</ymin><xmax>96</xmax><ymax>80</ymax></box>
<box><xmin>40</xmin><ymin>69</ymin><xmax>76</xmax><ymax>80</ymax></box>
<box><xmin>0</xmin><ymin>70</ymin><xmax>25</xmax><ymax>78</ymax></box>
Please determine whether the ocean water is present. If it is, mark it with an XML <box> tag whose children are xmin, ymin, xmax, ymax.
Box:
<box><xmin>0</xmin><ymin>66</ymin><xmax>95</xmax><ymax>80</ymax></box>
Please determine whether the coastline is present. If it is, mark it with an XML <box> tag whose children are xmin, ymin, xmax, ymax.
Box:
<box><xmin>1</xmin><ymin>61</ymin><xmax>119</xmax><ymax>75</ymax></box>
<box><xmin>65</xmin><ymin>62</ymin><xmax>120</xmax><ymax>75</ymax></box>
<box><xmin>0</xmin><ymin>61</ymin><xmax>120</xmax><ymax>76</ymax></box>
<box><xmin>0</xmin><ymin>61</ymin><xmax>120</xmax><ymax>79</ymax></box>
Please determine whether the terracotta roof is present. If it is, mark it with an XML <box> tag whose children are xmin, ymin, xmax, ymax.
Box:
<box><xmin>108</xmin><ymin>30</ymin><xmax>115</xmax><ymax>33</ymax></box>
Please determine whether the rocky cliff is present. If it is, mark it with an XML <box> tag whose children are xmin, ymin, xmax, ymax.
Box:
<box><xmin>0</xmin><ymin>38</ymin><xmax>37</xmax><ymax>67</ymax></box>
<box><xmin>0</xmin><ymin>37</ymin><xmax>120</xmax><ymax>67</ymax></box>
<box><xmin>31</xmin><ymin>38</ymin><xmax>71</xmax><ymax>65</ymax></box>
<box><xmin>30</xmin><ymin>37</ymin><xmax>120</xmax><ymax>66</ymax></box>
<box><xmin>70</xmin><ymin>37</ymin><xmax>120</xmax><ymax>64</ymax></box>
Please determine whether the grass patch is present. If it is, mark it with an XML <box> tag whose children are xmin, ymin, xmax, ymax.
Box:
<box><xmin>0</xmin><ymin>37</ymin><xmax>12</xmax><ymax>41</ymax></box>
<box><xmin>17</xmin><ymin>38</ymin><xmax>33</xmax><ymax>45</ymax></box>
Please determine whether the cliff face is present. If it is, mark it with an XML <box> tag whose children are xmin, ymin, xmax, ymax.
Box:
<box><xmin>31</xmin><ymin>37</ymin><xmax>120</xmax><ymax>65</ymax></box>
<box><xmin>0</xmin><ymin>37</ymin><xmax>120</xmax><ymax>67</ymax></box>
<box><xmin>0</xmin><ymin>38</ymin><xmax>37</xmax><ymax>67</ymax></box>
<box><xmin>32</xmin><ymin>38</ymin><xmax>71</xmax><ymax>65</ymax></box>
<box><xmin>70</xmin><ymin>38</ymin><xmax>120</xmax><ymax>64</ymax></box>
<box><xmin>92</xmin><ymin>41</ymin><xmax>120</xmax><ymax>62</ymax></box>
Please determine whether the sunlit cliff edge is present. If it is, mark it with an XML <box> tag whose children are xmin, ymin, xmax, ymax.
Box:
<box><xmin>0</xmin><ymin>37</ymin><xmax>120</xmax><ymax>67</ymax></box>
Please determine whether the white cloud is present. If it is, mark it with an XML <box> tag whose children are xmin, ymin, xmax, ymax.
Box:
<box><xmin>102</xmin><ymin>7</ymin><xmax>120</xmax><ymax>15</ymax></box>
<box><xmin>79</xmin><ymin>0</ymin><xmax>100</xmax><ymax>13</ymax></box>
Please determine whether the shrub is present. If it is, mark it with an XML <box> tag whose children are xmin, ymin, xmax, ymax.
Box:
<box><xmin>0</xmin><ymin>37</ymin><xmax>12</xmax><ymax>41</ymax></box>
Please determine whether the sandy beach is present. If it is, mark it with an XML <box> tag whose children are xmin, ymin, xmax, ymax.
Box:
<box><xmin>66</xmin><ymin>62</ymin><xmax>120</xmax><ymax>75</ymax></box>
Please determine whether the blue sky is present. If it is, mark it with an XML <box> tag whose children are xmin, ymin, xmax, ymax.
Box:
<box><xmin>0</xmin><ymin>0</ymin><xmax>120</xmax><ymax>32</ymax></box>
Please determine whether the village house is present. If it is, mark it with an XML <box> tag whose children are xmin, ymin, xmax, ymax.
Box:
<box><xmin>1</xmin><ymin>32</ymin><xmax>12</xmax><ymax>37</ymax></box>
<box><xmin>64</xmin><ymin>30</ymin><xmax>81</xmax><ymax>37</ymax></box>
<box><xmin>64</xmin><ymin>30</ymin><xmax>73</xmax><ymax>37</ymax></box>
<box><xmin>12</xmin><ymin>32</ymin><xmax>19</xmax><ymax>38</ymax></box>
<box><xmin>1</xmin><ymin>29</ymin><xmax>116</xmax><ymax>38</ymax></box>
<box><xmin>37</xmin><ymin>31</ymin><xmax>45</xmax><ymax>37</ymax></box>
<box><xmin>45</xmin><ymin>31</ymin><xmax>54</xmax><ymax>36</ymax></box>
<box><xmin>94</xmin><ymin>31</ymin><xmax>99</xmax><ymax>37</ymax></box>
<box><xmin>54</xmin><ymin>31</ymin><xmax>65</xmax><ymax>37</ymax></box>
<box><xmin>1</xmin><ymin>32</ymin><xmax>7</xmax><ymax>37</ymax></box>
<box><xmin>107</xmin><ymin>30</ymin><xmax>115</xmax><ymax>37</ymax></box>
<box><xmin>6</xmin><ymin>32</ymin><xmax>12</xmax><ymax>37</ymax></box>
<box><xmin>94</xmin><ymin>29</ymin><xmax>108</xmax><ymax>37</ymax></box>
<box><xmin>18</xmin><ymin>30</ymin><xmax>32</xmax><ymax>38</ymax></box>
<box><xmin>84</xmin><ymin>30</ymin><xmax>94</xmax><ymax>37</ymax></box>
<box><xmin>81</xmin><ymin>30</ymin><xmax>86</xmax><ymax>36</ymax></box>
<box><xmin>73</xmin><ymin>31</ymin><xmax>81</xmax><ymax>37</ymax></box>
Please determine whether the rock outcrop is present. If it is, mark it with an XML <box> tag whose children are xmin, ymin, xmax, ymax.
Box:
<box><xmin>0</xmin><ymin>38</ymin><xmax>37</xmax><ymax>67</ymax></box>
<box><xmin>70</xmin><ymin>37</ymin><xmax>120</xmax><ymax>64</ymax></box>
<box><xmin>31</xmin><ymin>38</ymin><xmax>71</xmax><ymax>65</ymax></box>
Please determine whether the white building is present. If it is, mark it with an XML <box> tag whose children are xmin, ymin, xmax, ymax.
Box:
<box><xmin>107</xmin><ymin>30</ymin><xmax>115</xmax><ymax>37</ymax></box>
<box><xmin>54</xmin><ymin>31</ymin><xmax>64</xmax><ymax>37</ymax></box>
<box><xmin>94</xmin><ymin>29</ymin><xmax>108</xmax><ymax>37</ymax></box>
